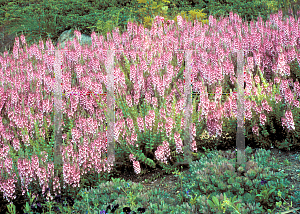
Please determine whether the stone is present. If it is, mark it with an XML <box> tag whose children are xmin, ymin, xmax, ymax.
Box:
<box><xmin>55</xmin><ymin>28</ymin><xmax>92</xmax><ymax>50</ymax></box>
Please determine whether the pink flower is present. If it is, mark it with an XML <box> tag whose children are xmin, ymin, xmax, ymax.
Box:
<box><xmin>190</xmin><ymin>140</ymin><xmax>197</xmax><ymax>153</ymax></box>
<box><xmin>137</xmin><ymin>117</ymin><xmax>145</xmax><ymax>132</ymax></box>
<box><xmin>252</xmin><ymin>124</ymin><xmax>260</xmax><ymax>136</ymax></box>
<box><xmin>155</xmin><ymin>141</ymin><xmax>171</xmax><ymax>164</ymax></box>
<box><xmin>176</xmin><ymin>15</ymin><xmax>183</xmax><ymax>30</ymax></box>
<box><xmin>133</xmin><ymin>160</ymin><xmax>141</xmax><ymax>174</ymax></box>
<box><xmin>260</xmin><ymin>113</ymin><xmax>267</xmax><ymax>126</ymax></box>
<box><xmin>126</xmin><ymin>117</ymin><xmax>134</xmax><ymax>131</ymax></box>
<box><xmin>283</xmin><ymin>110</ymin><xmax>295</xmax><ymax>131</ymax></box>
<box><xmin>129</xmin><ymin>154</ymin><xmax>136</xmax><ymax>162</ymax></box>
<box><xmin>126</xmin><ymin>94</ymin><xmax>133</xmax><ymax>108</ymax></box>
<box><xmin>174</xmin><ymin>132</ymin><xmax>183</xmax><ymax>154</ymax></box>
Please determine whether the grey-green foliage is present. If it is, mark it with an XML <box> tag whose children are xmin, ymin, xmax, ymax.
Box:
<box><xmin>70</xmin><ymin>146</ymin><xmax>298</xmax><ymax>213</ymax></box>
<box><xmin>72</xmin><ymin>177</ymin><xmax>205</xmax><ymax>213</ymax></box>
<box><xmin>176</xmin><ymin>146</ymin><xmax>299</xmax><ymax>213</ymax></box>
<box><xmin>72</xmin><ymin>177</ymin><xmax>174</xmax><ymax>213</ymax></box>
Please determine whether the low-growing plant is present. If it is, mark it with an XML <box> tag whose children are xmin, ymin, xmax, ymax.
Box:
<box><xmin>174</xmin><ymin>146</ymin><xmax>300</xmax><ymax>213</ymax></box>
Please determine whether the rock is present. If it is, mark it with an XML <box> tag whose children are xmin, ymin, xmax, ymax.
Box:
<box><xmin>55</xmin><ymin>28</ymin><xmax>92</xmax><ymax>50</ymax></box>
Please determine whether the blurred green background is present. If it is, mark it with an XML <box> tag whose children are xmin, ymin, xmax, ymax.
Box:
<box><xmin>0</xmin><ymin>0</ymin><xmax>300</xmax><ymax>56</ymax></box>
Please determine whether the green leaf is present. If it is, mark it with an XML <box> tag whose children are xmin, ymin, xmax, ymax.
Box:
<box><xmin>212</xmin><ymin>195</ymin><xmax>220</xmax><ymax>207</ymax></box>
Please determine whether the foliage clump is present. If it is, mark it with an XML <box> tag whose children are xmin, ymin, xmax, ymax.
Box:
<box><xmin>130</xmin><ymin>0</ymin><xmax>209</xmax><ymax>31</ymax></box>
<box><xmin>175</xmin><ymin>146</ymin><xmax>300</xmax><ymax>213</ymax></box>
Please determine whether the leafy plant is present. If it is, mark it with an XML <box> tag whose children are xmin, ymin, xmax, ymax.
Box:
<box><xmin>132</xmin><ymin>0</ymin><xmax>210</xmax><ymax>31</ymax></box>
<box><xmin>86</xmin><ymin>7</ymin><xmax>130</xmax><ymax>41</ymax></box>
<box><xmin>71</xmin><ymin>178</ymin><xmax>150</xmax><ymax>213</ymax></box>
<box><xmin>175</xmin><ymin>146</ymin><xmax>300</xmax><ymax>213</ymax></box>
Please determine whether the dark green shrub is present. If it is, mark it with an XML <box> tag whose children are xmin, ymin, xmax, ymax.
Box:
<box><xmin>176</xmin><ymin>146</ymin><xmax>300</xmax><ymax>213</ymax></box>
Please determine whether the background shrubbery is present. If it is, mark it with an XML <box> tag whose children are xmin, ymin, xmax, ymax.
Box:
<box><xmin>1</xmin><ymin>0</ymin><xmax>300</xmax><ymax>55</ymax></box>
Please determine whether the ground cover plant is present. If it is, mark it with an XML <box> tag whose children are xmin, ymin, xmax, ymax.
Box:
<box><xmin>1</xmin><ymin>1</ymin><xmax>300</xmax><ymax>213</ymax></box>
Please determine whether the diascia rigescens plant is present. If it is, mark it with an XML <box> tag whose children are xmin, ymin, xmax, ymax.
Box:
<box><xmin>0</xmin><ymin>10</ymin><xmax>299</xmax><ymax>212</ymax></box>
